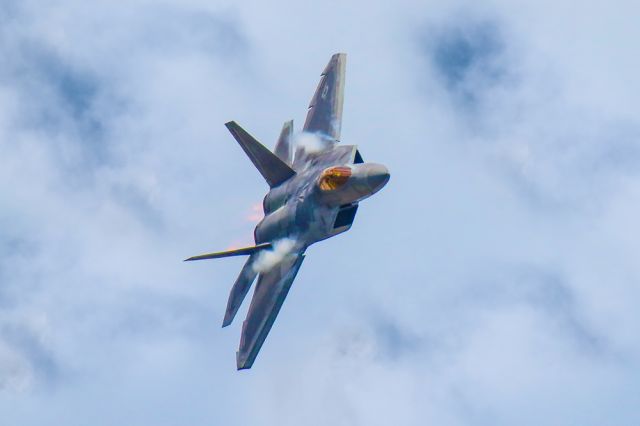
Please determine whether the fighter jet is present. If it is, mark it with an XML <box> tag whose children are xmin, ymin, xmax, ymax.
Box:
<box><xmin>186</xmin><ymin>53</ymin><xmax>390</xmax><ymax>370</ymax></box>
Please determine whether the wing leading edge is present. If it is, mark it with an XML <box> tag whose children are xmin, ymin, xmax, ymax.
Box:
<box><xmin>236</xmin><ymin>252</ymin><xmax>305</xmax><ymax>370</ymax></box>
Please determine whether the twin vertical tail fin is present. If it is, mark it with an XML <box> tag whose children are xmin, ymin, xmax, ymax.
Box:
<box><xmin>274</xmin><ymin>120</ymin><xmax>294</xmax><ymax>166</ymax></box>
<box><xmin>225</xmin><ymin>121</ymin><xmax>296</xmax><ymax>188</ymax></box>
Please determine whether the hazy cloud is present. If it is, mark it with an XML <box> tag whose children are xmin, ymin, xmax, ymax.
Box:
<box><xmin>424</xmin><ymin>19</ymin><xmax>509</xmax><ymax>107</ymax></box>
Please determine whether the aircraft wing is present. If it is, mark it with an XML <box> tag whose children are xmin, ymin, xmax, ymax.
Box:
<box><xmin>236</xmin><ymin>252</ymin><xmax>305</xmax><ymax>370</ymax></box>
<box><xmin>303</xmin><ymin>53</ymin><xmax>346</xmax><ymax>142</ymax></box>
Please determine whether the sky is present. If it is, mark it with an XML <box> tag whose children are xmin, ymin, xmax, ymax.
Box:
<box><xmin>1</xmin><ymin>0</ymin><xmax>640</xmax><ymax>425</ymax></box>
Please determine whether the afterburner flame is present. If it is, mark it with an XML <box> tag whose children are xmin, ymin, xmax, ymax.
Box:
<box><xmin>246</xmin><ymin>202</ymin><xmax>264</xmax><ymax>222</ymax></box>
<box><xmin>318</xmin><ymin>166</ymin><xmax>351</xmax><ymax>190</ymax></box>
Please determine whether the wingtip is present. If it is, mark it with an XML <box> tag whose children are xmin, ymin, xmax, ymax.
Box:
<box><xmin>330</xmin><ymin>53</ymin><xmax>347</xmax><ymax>64</ymax></box>
<box><xmin>236</xmin><ymin>351</ymin><xmax>251</xmax><ymax>370</ymax></box>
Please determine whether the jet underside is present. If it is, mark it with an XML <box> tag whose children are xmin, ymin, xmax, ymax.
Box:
<box><xmin>186</xmin><ymin>53</ymin><xmax>389</xmax><ymax>370</ymax></box>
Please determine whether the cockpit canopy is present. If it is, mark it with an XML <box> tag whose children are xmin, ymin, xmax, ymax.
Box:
<box><xmin>318</xmin><ymin>166</ymin><xmax>352</xmax><ymax>191</ymax></box>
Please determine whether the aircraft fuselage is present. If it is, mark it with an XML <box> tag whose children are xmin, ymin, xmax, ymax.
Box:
<box><xmin>255</xmin><ymin>144</ymin><xmax>389</xmax><ymax>249</ymax></box>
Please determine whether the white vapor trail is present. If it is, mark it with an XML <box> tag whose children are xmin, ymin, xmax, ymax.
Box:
<box><xmin>294</xmin><ymin>132</ymin><xmax>330</xmax><ymax>155</ymax></box>
<box><xmin>252</xmin><ymin>238</ymin><xmax>297</xmax><ymax>273</ymax></box>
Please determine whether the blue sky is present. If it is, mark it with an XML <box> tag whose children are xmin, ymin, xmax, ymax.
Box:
<box><xmin>1</xmin><ymin>0</ymin><xmax>640</xmax><ymax>424</ymax></box>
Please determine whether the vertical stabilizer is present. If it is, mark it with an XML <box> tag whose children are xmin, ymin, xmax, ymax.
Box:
<box><xmin>225</xmin><ymin>121</ymin><xmax>296</xmax><ymax>188</ymax></box>
<box><xmin>274</xmin><ymin>120</ymin><xmax>293</xmax><ymax>166</ymax></box>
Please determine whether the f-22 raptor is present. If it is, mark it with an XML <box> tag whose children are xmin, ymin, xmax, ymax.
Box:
<box><xmin>186</xmin><ymin>53</ymin><xmax>390</xmax><ymax>370</ymax></box>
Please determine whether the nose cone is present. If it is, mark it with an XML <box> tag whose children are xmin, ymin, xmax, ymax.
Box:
<box><xmin>365</xmin><ymin>163</ymin><xmax>390</xmax><ymax>193</ymax></box>
<box><xmin>317</xmin><ymin>163</ymin><xmax>390</xmax><ymax>206</ymax></box>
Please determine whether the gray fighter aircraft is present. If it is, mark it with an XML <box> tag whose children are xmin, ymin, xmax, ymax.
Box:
<box><xmin>186</xmin><ymin>53</ymin><xmax>390</xmax><ymax>370</ymax></box>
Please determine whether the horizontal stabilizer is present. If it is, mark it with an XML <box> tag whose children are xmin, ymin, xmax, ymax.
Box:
<box><xmin>222</xmin><ymin>254</ymin><xmax>259</xmax><ymax>328</ymax></box>
<box><xmin>225</xmin><ymin>121</ymin><xmax>296</xmax><ymax>188</ymax></box>
<box><xmin>184</xmin><ymin>243</ymin><xmax>272</xmax><ymax>262</ymax></box>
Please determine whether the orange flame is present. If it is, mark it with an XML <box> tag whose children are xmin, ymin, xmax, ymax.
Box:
<box><xmin>246</xmin><ymin>202</ymin><xmax>264</xmax><ymax>222</ymax></box>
